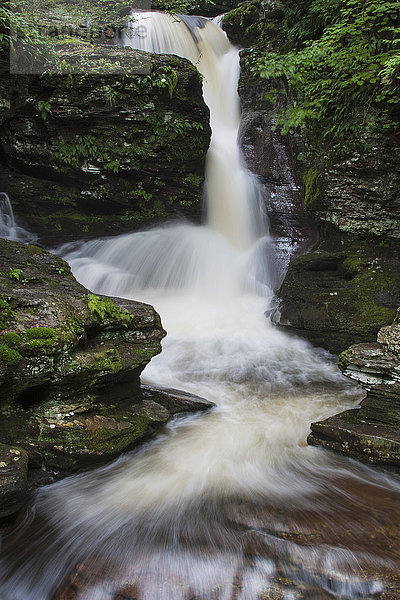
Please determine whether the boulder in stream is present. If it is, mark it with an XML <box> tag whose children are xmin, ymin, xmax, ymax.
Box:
<box><xmin>308</xmin><ymin>309</ymin><xmax>400</xmax><ymax>468</ymax></box>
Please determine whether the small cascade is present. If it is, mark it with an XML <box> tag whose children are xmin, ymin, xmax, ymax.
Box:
<box><xmin>0</xmin><ymin>192</ymin><xmax>37</xmax><ymax>243</ymax></box>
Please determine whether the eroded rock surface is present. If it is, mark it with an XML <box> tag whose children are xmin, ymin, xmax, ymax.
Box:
<box><xmin>0</xmin><ymin>46</ymin><xmax>210</xmax><ymax>246</ymax></box>
<box><xmin>309</xmin><ymin>310</ymin><xmax>400</xmax><ymax>467</ymax></box>
<box><xmin>277</xmin><ymin>241</ymin><xmax>400</xmax><ymax>354</ymax></box>
<box><xmin>0</xmin><ymin>443</ymin><xmax>29</xmax><ymax>519</ymax></box>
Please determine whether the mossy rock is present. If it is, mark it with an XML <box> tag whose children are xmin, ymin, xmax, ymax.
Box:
<box><xmin>0</xmin><ymin>385</ymin><xmax>214</xmax><ymax>471</ymax></box>
<box><xmin>0</xmin><ymin>239</ymin><xmax>166</xmax><ymax>406</ymax></box>
<box><xmin>222</xmin><ymin>0</ymin><xmax>284</xmax><ymax>48</ymax></box>
<box><xmin>0</xmin><ymin>46</ymin><xmax>210</xmax><ymax>246</ymax></box>
<box><xmin>278</xmin><ymin>238</ymin><xmax>400</xmax><ymax>354</ymax></box>
<box><xmin>308</xmin><ymin>383</ymin><xmax>400</xmax><ymax>468</ymax></box>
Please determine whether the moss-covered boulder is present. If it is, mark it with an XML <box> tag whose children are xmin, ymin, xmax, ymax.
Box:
<box><xmin>308</xmin><ymin>310</ymin><xmax>400</xmax><ymax>468</ymax></box>
<box><xmin>0</xmin><ymin>239</ymin><xmax>166</xmax><ymax>467</ymax></box>
<box><xmin>0</xmin><ymin>239</ymin><xmax>166</xmax><ymax>404</ymax></box>
<box><xmin>277</xmin><ymin>239</ymin><xmax>400</xmax><ymax>354</ymax></box>
<box><xmin>0</xmin><ymin>46</ymin><xmax>210</xmax><ymax>246</ymax></box>
<box><xmin>0</xmin><ymin>443</ymin><xmax>29</xmax><ymax>519</ymax></box>
<box><xmin>0</xmin><ymin>386</ymin><xmax>214</xmax><ymax>472</ymax></box>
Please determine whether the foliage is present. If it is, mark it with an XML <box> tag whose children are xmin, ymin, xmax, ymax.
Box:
<box><xmin>3</xmin><ymin>268</ymin><xmax>29</xmax><ymax>284</ymax></box>
<box><xmin>255</xmin><ymin>0</ymin><xmax>400</xmax><ymax>160</ymax></box>
<box><xmin>53</xmin><ymin>135</ymin><xmax>106</xmax><ymax>168</ymax></box>
<box><xmin>150</xmin><ymin>0</ymin><xmax>215</xmax><ymax>14</ymax></box>
<box><xmin>85</xmin><ymin>294</ymin><xmax>135</xmax><ymax>325</ymax></box>
<box><xmin>37</xmin><ymin>100</ymin><xmax>51</xmax><ymax>120</ymax></box>
<box><xmin>0</xmin><ymin>5</ymin><xmax>59</xmax><ymax>72</ymax></box>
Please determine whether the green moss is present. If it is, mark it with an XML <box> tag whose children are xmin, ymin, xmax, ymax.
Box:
<box><xmin>23</xmin><ymin>327</ymin><xmax>58</xmax><ymax>340</ymax></box>
<box><xmin>24</xmin><ymin>338</ymin><xmax>57</xmax><ymax>351</ymax></box>
<box><xmin>90</xmin><ymin>349</ymin><xmax>122</xmax><ymax>374</ymax></box>
<box><xmin>1</xmin><ymin>332</ymin><xmax>22</xmax><ymax>348</ymax></box>
<box><xmin>0</xmin><ymin>345</ymin><xmax>22</xmax><ymax>364</ymax></box>
<box><xmin>338</xmin><ymin>348</ymin><xmax>353</xmax><ymax>372</ymax></box>
<box><xmin>0</xmin><ymin>297</ymin><xmax>16</xmax><ymax>330</ymax></box>
<box><xmin>60</xmin><ymin>316</ymin><xmax>86</xmax><ymax>344</ymax></box>
<box><xmin>37</xmin><ymin>413</ymin><xmax>152</xmax><ymax>458</ymax></box>
<box><xmin>303</xmin><ymin>168</ymin><xmax>321</xmax><ymax>209</ymax></box>
<box><xmin>88</xmin><ymin>415</ymin><xmax>152</xmax><ymax>452</ymax></box>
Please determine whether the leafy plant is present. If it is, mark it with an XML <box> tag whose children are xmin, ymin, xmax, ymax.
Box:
<box><xmin>37</xmin><ymin>100</ymin><xmax>51</xmax><ymax>120</ymax></box>
<box><xmin>255</xmin><ymin>0</ymin><xmax>400</xmax><ymax>160</ymax></box>
<box><xmin>4</xmin><ymin>268</ymin><xmax>29</xmax><ymax>284</ymax></box>
<box><xmin>85</xmin><ymin>294</ymin><xmax>135</xmax><ymax>325</ymax></box>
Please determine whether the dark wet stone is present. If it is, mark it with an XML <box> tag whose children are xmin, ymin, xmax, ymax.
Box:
<box><xmin>142</xmin><ymin>385</ymin><xmax>215</xmax><ymax>414</ymax></box>
<box><xmin>277</xmin><ymin>241</ymin><xmax>400</xmax><ymax>354</ymax></box>
<box><xmin>0</xmin><ymin>443</ymin><xmax>29</xmax><ymax>518</ymax></box>
<box><xmin>0</xmin><ymin>46</ymin><xmax>210</xmax><ymax>246</ymax></box>
<box><xmin>309</xmin><ymin>311</ymin><xmax>400</xmax><ymax>468</ymax></box>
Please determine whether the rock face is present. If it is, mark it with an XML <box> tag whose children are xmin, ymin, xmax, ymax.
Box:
<box><xmin>0</xmin><ymin>239</ymin><xmax>213</xmax><ymax>516</ymax></box>
<box><xmin>277</xmin><ymin>240</ymin><xmax>400</xmax><ymax>354</ymax></box>
<box><xmin>0</xmin><ymin>443</ymin><xmax>29</xmax><ymax>519</ymax></box>
<box><xmin>223</xmin><ymin>2</ymin><xmax>316</xmax><ymax>289</ymax></box>
<box><xmin>274</xmin><ymin>131</ymin><xmax>400</xmax><ymax>353</ymax></box>
<box><xmin>222</xmin><ymin>3</ymin><xmax>400</xmax><ymax>350</ymax></box>
<box><xmin>0</xmin><ymin>46</ymin><xmax>210</xmax><ymax>246</ymax></box>
<box><xmin>308</xmin><ymin>310</ymin><xmax>400</xmax><ymax>467</ymax></box>
<box><xmin>307</xmin><ymin>146</ymin><xmax>400</xmax><ymax>240</ymax></box>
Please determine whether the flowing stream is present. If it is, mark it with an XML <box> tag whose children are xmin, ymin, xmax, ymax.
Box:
<box><xmin>1</xmin><ymin>13</ymin><xmax>400</xmax><ymax>600</ymax></box>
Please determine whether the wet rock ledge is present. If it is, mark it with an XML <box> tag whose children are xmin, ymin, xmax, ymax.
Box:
<box><xmin>0</xmin><ymin>239</ymin><xmax>213</xmax><ymax>518</ymax></box>
<box><xmin>308</xmin><ymin>308</ymin><xmax>400</xmax><ymax>468</ymax></box>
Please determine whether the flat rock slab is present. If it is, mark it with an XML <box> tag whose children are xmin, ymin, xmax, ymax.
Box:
<box><xmin>0</xmin><ymin>443</ymin><xmax>28</xmax><ymax>518</ymax></box>
<box><xmin>308</xmin><ymin>404</ymin><xmax>400</xmax><ymax>468</ymax></box>
<box><xmin>142</xmin><ymin>385</ymin><xmax>215</xmax><ymax>414</ymax></box>
<box><xmin>0</xmin><ymin>386</ymin><xmax>214</xmax><ymax>472</ymax></box>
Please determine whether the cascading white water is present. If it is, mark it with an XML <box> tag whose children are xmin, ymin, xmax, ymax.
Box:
<box><xmin>0</xmin><ymin>192</ymin><xmax>36</xmax><ymax>243</ymax></box>
<box><xmin>2</xmin><ymin>13</ymin><xmax>400</xmax><ymax>600</ymax></box>
<box><xmin>125</xmin><ymin>12</ymin><xmax>268</xmax><ymax>250</ymax></box>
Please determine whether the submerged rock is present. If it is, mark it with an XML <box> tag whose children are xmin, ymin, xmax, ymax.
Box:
<box><xmin>309</xmin><ymin>310</ymin><xmax>400</xmax><ymax>468</ymax></box>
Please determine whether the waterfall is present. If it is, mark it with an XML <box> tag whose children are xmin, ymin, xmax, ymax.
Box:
<box><xmin>1</xmin><ymin>13</ymin><xmax>400</xmax><ymax>600</ymax></box>
<box><xmin>125</xmin><ymin>12</ymin><xmax>267</xmax><ymax>250</ymax></box>
<box><xmin>0</xmin><ymin>192</ymin><xmax>37</xmax><ymax>243</ymax></box>
<box><xmin>61</xmin><ymin>12</ymin><xmax>274</xmax><ymax>297</ymax></box>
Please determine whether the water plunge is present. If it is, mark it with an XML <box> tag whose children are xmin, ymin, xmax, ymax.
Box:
<box><xmin>2</xmin><ymin>13</ymin><xmax>400</xmax><ymax>600</ymax></box>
